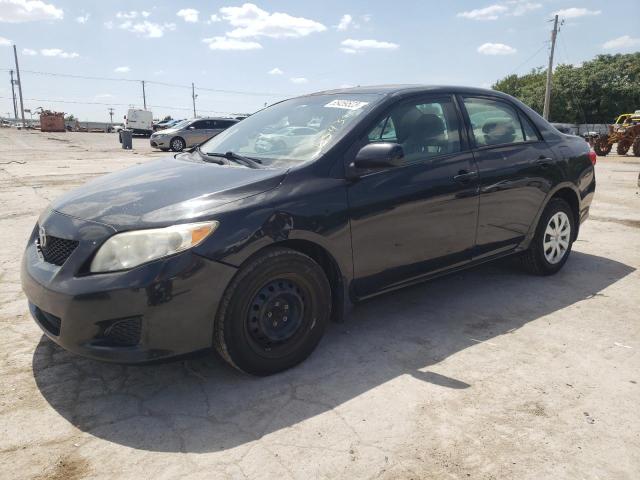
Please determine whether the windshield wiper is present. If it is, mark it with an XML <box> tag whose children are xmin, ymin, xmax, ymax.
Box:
<box><xmin>193</xmin><ymin>146</ymin><xmax>227</xmax><ymax>165</ymax></box>
<box><xmin>208</xmin><ymin>151</ymin><xmax>263</xmax><ymax>169</ymax></box>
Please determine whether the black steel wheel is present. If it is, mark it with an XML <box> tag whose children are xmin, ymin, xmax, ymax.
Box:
<box><xmin>214</xmin><ymin>247</ymin><xmax>331</xmax><ymax>375</ymax></box>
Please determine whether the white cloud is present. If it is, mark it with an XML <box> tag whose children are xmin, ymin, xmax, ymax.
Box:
<box><xmin>477</xmin><ymin>42</ymin><xmax>517</xmax><ymax>55</ymax></box>
<box><xmin>340</xmin><ymin>38</ymin><xmax>399</xmax><ymax>53</ymax></box>
<box><xmin>23</xmin><ymin>48</ymin><xmax>37</xmax><ymax>55</ymax></box>
<box><xmin>219</xmin><ymin>3</ymin><xmax>326</xmax><ymax>39</ymax></box>
<box><xmin>94</xmin><ymin>93</ymin><xmax>114</xmax><ymax>99</ymax></box>
<box><xmin>0</xmin><ymin>0</ymin><xmax>63</xmax><ymax>23</ymax></box>
<box><xmin>0</xmin><ymin>36</ymin><xmax>10</xmax><ymax>46</ymax></box>
<box><xmin>40</xmin><ymin>48</ymin><xmax>79</xmax><ymax>58</ymax></box>
<box><xmin>177</xmin><ymin>8</ymin><xmax>199</xmax><ymax>23</ymax></box>
<box><xmin>114</xmin><ymin>66</ymin><xmax>130</xmax><ymax>73</ymax></box>
<box><xmin>116</xmin><ymin>11</ymin><xmax>138</xmax><ymax>19</ymax></box>
<box><xmin>75</xmin><ymin>13</ymin><xmax>89</xmax><ymax>23</ymax></box>
<box><xmin>337</xmin><ymin>14</ymin><xmax>352</xmax><ymax>31</ymax></box>
<box><xmin>457</xmin><ymin>5</ymin><xmax>508</xmax><ymax>20</ymax></box>
<box><xmin>202</xmin><ymin>36</ymin><xmax>262</xmax><ymax>50</ymax></box>
<box><xmin>602</xmin><ymin>35</ymin><xmax>640</xmax><ymax>51</ymax></box>
<box><xmin>290</xmin><ymin>77</ymin><xmax>308</xmax><ymax>84</ymax></box>
<box><xmin>553</xmin><ymin>8</ymin><xmax>601</xmax><ymax>18</ymax></box>
<box><xmin>268</xmin><ymin>67</ymin><xmax>283</xmax><ymax>75</ymax></box>
<box><xmin>118</xmin><ymin>20</ymin><xmax>176</xmax><ymax>38</ymax></box>
<box><xmin>509</xmin><ymin>2</ymin><xmax>541</xmax><ymax>16</ymax></box>
<box><xmin>209</xmin><ymin>14</ymin><xmax>220</xmax><ymax>23</ymax></box>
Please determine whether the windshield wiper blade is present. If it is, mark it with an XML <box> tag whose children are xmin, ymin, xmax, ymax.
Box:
<box><xmin>194</xmin><ymin>146</ymin><xmax>227</xmax><ymax>165</ymax></box>
<box><xmin>208</xmin><ymin>151</ymin><xmax>263</xmax><ymax>169</ymax></box>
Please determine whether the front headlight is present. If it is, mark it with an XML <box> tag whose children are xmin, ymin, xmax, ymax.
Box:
<box><xmin>90</xmin><ymin>221</ymin><xmax>219</xmax><ymax>273</ymax></box>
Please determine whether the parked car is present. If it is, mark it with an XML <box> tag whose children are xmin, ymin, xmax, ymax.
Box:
<box><xmin>21</xmin><ymin>85</ymin><xmax>596</xmax><ymax>375</ymax></box>
<box><xmin>149</xmin><ymin>117</ymin><xmax>239</xmax><ymax>151</ymax></box>
<box><xmin>124</xmin><ymin>108</ymin><xmax>153</xmax><ymax>136</ymax></box>
<box><xmin>153</xmin><ymin>119</ymin><xmax>183</xmax><ymax>132</ymax></box>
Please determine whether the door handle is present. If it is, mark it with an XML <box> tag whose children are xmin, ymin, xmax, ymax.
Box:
<box><xmin>453</xmin><ymin>170</ymin><xmax>478</xmax><ymax>183</ymax></box>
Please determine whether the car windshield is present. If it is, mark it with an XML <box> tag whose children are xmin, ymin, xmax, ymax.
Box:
<box><xmin>198</xmin><ymin>93</ymin><xmax>381</xmax><ymax>165</ymax></box>
<box><xmin>170</xmin><ymin>119</ymin><xmax>191</xmax><ymax>129</ymax></box>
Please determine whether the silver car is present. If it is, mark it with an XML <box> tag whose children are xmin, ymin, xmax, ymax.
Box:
<box><xmin>150</xmin><ymin>117</ymin><xmax>238</xmax><ymax>152</ymax></box>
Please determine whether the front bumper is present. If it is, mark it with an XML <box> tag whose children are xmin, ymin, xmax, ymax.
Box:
<box><xmin>21</xmin><ymin>212</ymin><xmax>237</xmax><ymax>363</ymax></box>
<box><xmin>150</xmin><ymin>137</ymin><xmax>170</xmax><ymax>149</ymax></box>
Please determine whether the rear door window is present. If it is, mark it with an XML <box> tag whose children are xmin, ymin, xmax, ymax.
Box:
<box><xmin>463</xmin><ymin>97</ymin><xmax>525</xmax><ymax>147</ymax></box>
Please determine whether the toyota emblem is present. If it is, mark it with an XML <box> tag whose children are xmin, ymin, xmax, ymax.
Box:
<box><xmin>38</xmin><ymin>226</ymin><xmax>47</xmax><ymax>249</ymax></box>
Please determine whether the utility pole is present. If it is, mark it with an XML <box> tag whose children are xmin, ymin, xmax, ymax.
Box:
<box><xmin>108</xmin><ymin>107</ymin><xmax>114</xmax><ymax>125</ymax></box>
<box><xmin>543</xmin><ymin>14</ymin><xmax>559</xmax><ymax>120</ymax></box>
<box><xmin>9</xmin><ymin>70</ymin><xmax>18</xmax><ymax>119</ymax></box>
<box><xmin>141</xmin><ymin>80</ymin><xmax>147</xmax><ymax>109</ymax></box>
<box><xmin>191</xmin><ymin>83</ymin><xmax>197</xmax><ymax>118</ymax></box>
<box><xmin>13</xmin><ymin>45</ymin><xmax>25</xmax><ymax>126</ymax></box>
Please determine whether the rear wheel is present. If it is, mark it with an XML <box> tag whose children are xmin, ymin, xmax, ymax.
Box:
<box><xmin>617</xmin><ymin>140</ymin><xmax>632</xmax><ymax>156</ymax></box>
<box><xmin>632</xmin><ymin>137</ymin><xmax>640</xmax><ymax>157</ymax></box>
<box><xmin>593</xmin><ymin>136</ymin><xmax>611</xmax><ymax>156</ymax></box>
<box><xmin>170</xmin><ymin>137</ymin><xmax>186</xmax><ymax>152</ymax></box>
<box><xmin>214</xmin><ymin>248</ymin><xmax>331</xmax><ymax>375</ymax></box>
<box><xmin>520</xmin><ymin>198</ymin><xmax>575</xmax><ymax>276</ymax></box>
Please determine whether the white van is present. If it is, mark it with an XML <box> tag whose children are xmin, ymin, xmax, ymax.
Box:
<box><xmin>124</xmin><ymin>109</ymin><xmax>153</xmax><ymax>136</ymax></box>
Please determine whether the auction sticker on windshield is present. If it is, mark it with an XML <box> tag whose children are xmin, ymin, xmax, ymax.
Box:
<box><xmin>324</xmin><ymin>99</ymin><xmax>369</xmax><ymax>110</ymax></box>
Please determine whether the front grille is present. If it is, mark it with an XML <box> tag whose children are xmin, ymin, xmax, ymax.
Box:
<box><xmin>39</xmin><ymin>234</ymin><xmax>79</xmax><ymax>266</ymax></box>
<box><xmin>32</xmin><ymin>305</ymin><xmax>62</xmax><ymax>336</ymax></box>
<box><xmin>102</xmin><ymin>317</ymin><xmax>142</xmax><ymax>347</ymax></box>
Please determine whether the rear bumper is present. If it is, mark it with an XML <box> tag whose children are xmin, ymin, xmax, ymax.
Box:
<box><xmin>21</xmin><ymin>230</ymin><xmax>237</xmax><ymax>363</ymax></box>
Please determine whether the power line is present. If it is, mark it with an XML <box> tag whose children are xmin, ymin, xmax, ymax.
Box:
<box><xmin>507</xmin><ymin>42</ymin><xmax>548</xmax><ymax>77</ymax></box>
<box><xmin>0</xmin><ymin>67</ymin><xmax>291</xmax><ymax>97</ymax></box>
<box><xmin>0</xmin><ymin>95</ymin><xmax>238</xmax><ymax>115</ymax></box>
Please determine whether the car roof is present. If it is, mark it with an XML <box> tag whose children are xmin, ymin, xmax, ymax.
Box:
<box><xmin>306</xmin><ymin>84</ymin><xmax>511</xmax><ymax>99</ymax></box>
<box><xmin>191</xmin><ymin>117</ymin><xmax>239</xmax><ymax>121</ymax></box>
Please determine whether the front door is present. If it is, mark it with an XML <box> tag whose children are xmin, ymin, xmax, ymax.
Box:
<box><xmin>347</xmin><ymin>95</ymin><xmax>479</xmax><ymax>296</ymax></box>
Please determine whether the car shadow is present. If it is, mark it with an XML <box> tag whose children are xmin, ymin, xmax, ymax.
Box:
<box><xmin>32</xmin><ymin>251</ymin><xmax>635</xmax><ymax>453</ymax></box>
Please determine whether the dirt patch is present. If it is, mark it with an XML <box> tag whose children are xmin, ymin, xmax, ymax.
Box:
<box><xmin>33</xmin><ymin>454</ymin><xmax>90</xmax><ymax>480</ymax></box>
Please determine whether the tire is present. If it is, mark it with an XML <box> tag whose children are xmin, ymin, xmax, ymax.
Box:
<box><xmin>214</xmin><ymin>247</ymin><xmax>331</xmax><ymax>376</ymax></box>
<box><xmin>593</xmin><ymin>136</ymin><xmax>611</xmax><ymax>156</ymax></box>
<box><xmin>632</xmin><ymin>137</ymin><xmax>640</xmax><ymax>157</ymax></box>
<box><xmin>617</xmin><ymin>140</ymin><xmax>631</xmax><ymax>156</ymax></box>
<box><xmin>160</xmin><ymin>148</ymin><xmax>170</xmax><ymax>152</ymax></box>
<box><xmin>520</xmin><ymin>198</ymin><xmax>575</xmax><ymax>276</ymax></box>
<box><xmin>170</xmin><ymin>137</ymin><xmax>186</xmax><ymax>152</ymax></box>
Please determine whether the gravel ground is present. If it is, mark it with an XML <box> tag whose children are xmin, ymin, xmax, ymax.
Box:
<box><xmin>1</xmin><ymin>129</ymin><xmax>639</xmax><ymax>480</ymax></box>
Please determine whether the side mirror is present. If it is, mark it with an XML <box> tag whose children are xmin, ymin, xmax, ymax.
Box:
<box><xmin>351</xmin><ymin>143</ymin><xmax>404</xmax><ymax>170</ymax></box>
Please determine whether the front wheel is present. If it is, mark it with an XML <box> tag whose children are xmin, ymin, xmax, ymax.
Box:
<box><xmin>593</xmin><ymin>136</ymin><xmax>611</xmax><ymax>156</ymax></box>
<box><xmin>170</xmin><ymin>137</ymin><xmax>186</xmax><ymax>152</ymax></box>
<box><xmin>520</xmin><ymin>198</ymin><xmax>575</xmax><ymax>275</ymax></box>
<box><xmin>214</xmin><ymin>248</ymin><xmax>331</xmax><ymax>375</ymax></box>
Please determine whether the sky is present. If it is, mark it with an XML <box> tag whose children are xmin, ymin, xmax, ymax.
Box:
<box><xmin>0</xmin><ymin>0</ymin><xmax>639</xmax><ymax>122</ymax></box>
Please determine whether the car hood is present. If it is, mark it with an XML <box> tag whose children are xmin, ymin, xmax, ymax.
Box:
<box><xmin>50</xmin><ymin>156</ymin><xmax>287</xmax><ymax>230</ymax></box>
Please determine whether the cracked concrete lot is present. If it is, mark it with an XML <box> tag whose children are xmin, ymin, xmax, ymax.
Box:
<box><xmin>1</xmin><ymin>129</ymin><xmax>639</xmax><ymax>479</ymax></box>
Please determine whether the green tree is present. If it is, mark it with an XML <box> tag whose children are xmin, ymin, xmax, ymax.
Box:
<box><xmin>492</xmin><ymin>52</ymin><xmax>640</xmax><ymax>123</ymax></box>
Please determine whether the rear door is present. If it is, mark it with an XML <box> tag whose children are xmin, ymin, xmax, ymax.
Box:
<box><xmin>460</xmin><ymin>95</ymin><xmax>558</xmax><ymax>258</ymax></box>
<box><xmin>347</xmin><ymin>95</ymin><xmax>479</xmax><ymax>296</ymax></box>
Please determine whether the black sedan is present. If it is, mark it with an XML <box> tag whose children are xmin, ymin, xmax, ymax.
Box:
<box><xmin>22</xmin><ymin>85</ymin><xmax>596</xmax><ymax>375</ymax></box>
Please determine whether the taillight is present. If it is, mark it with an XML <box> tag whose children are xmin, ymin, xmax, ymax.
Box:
<box><xmin>589</xmin><ymin>150</ymin><xmax>597</xmax><ymax>165</ymax></box>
